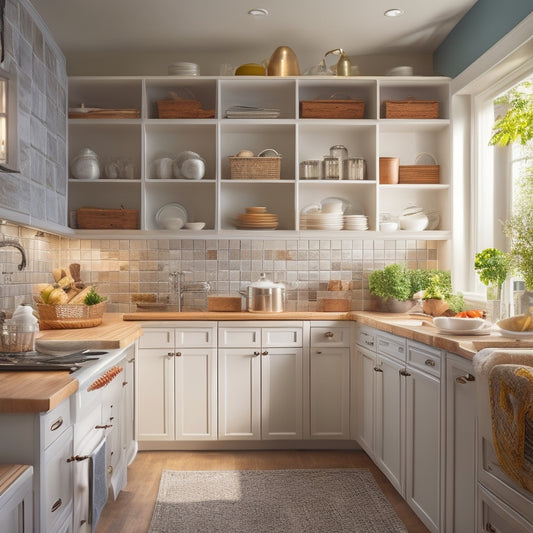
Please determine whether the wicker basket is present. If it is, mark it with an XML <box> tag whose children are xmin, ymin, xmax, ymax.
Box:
<box><xmin>157</xmin><ymin>99</ymin><xmax>215</xmax><ymax>119</ymax></box>
<box><xmin>37</xmin><ymin>301</ymin><xmax>107</xmax><ymax>330</ymax></box>
<box><xmin>384</xmin><ymin>99</ymin><xmax>439</xmax><ymax>119</ymax></box>
<box><xmin>399</xmin><ymin>165</ymin><xmax>440</xmax><ymax>184</ymax></box>
<box><xmin>300</xmin><ymin>100</ymin><xmax>365</xmax><ymax>119</ymax></box>
<box><xmin>229</xmin><ymin>156</ymin><xmax>281</xmax><ymax>180</ymax></box>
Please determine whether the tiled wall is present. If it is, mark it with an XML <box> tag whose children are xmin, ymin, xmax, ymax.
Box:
<box><xmin>0</xmin><ymin>222</ymin><xmax>441</xmax><ymax>312</ymax></box>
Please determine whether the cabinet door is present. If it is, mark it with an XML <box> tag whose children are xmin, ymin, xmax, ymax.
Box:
<box><xmin>405</xmin><ymin>366</ymin><xmax>441</xmax><ymax>533</ymax></box>
<box><xmin>0</xmin><ymin>468</ymin><xmax>33</xmax><ymax>533</ymax></box>
<box><xmin>446</xmin><ymin>354</ymin><xmax>476</xmax><ymax>533</ymax></box>
<box><xmin>309</xmin><ymin>347</ymin><xmax>350</xmax><ymax>439</ymax></box>
<box><xmin>218</xmin><ymin>348</ymin><xmax>261</xmax><ymax>440</ymax></box>
<box><xmin>137</xmin><ymin>348</ymin><xmax>174</xmax><ymax>440</ymax></box>
<box><xmin>355</xmin><ymin>345</ymin><xmax>376</xmax><ymax>456</ymax></box>
<box><xmin>175</xmin><ymin>348</ymin><xmax>217</xmax><ymax>440</ymax></box>
<box><xmin>261</xmin><ymin>347</ymin><xmax>303</xmax><ymax>440</ymax></box>
<box><xmin>375</xmin><ymin>354</ymin><xmax>404</xmax><ymax>495</ymax></box>
<box><xmin>121</xmin><ymin>350</ymin><xmax>136</xmax><ymax>464</ymax></box>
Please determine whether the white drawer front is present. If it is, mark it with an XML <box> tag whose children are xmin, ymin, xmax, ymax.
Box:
<box><xmin>43</xmin><ymin>398</ymin><xmax>71</xmax><ymax>449</ymax></box>
<box><xmin>218</xmin><ymin>327</ymin><xmax>261</xmax><ymax>348</ymax></box>
<box><xmin>311</xmin><ymin>326</ymin><xmax>350</xmax><ymax>347</ymax></box>
<box><xmin>138</xmin><ymin>328</ymin><xmax>174</xmax><ymax>349</ymax></box>
<box><xmin>356</xmin><ymin>326</ymin><xmax>376</xmax><ymax>351</ymax></box>
<box><xmin>262</xmin><ymin>328</ymin><xmax>302</xmax><ymax>347</ymax></box>
<box><xmin>377</xmin><ymin>332</ymin><xmax>406</xmax><ymax>362</ymax></box>
<box><xmin>176</xmin><ymin>327</ymin><xmax>216</xmax><ymax>347</ymax></box>
<box><xmin>407</xmin><ymin>341</ymin><xmax>441</xmax><ymax>377</ymax></box>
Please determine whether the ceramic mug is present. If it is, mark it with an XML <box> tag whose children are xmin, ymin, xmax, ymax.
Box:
<box><xmin>153</xmin><ymin>157</ymin><xmax>174</xmax><ymax>179</ymax></box>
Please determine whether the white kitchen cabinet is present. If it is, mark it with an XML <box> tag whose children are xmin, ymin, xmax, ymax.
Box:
<box><xmin>218</xmin><ymin>323</ymin><xmax>303</xmax><ymax>440</ymax></box>
<box><xmin>67</xmin><ymin>75</ymin><xmax>451</xmax><ymax>238</ymax></box>
<box><xmin>0</xmin><ymin>465</ymin><xmax>33</xmax><ymax>533</ymax></box>
<box><xmin>309</xmin><ymin>323</ymin><xmax>351</xmax><ymax>440</ymax></box>
<box><xmin>121</xmin><ymin>345</ymin><xmax>137</xmax><ymax>464</ymax></box>
<box><xmin>137</xmin><ymin>323</ymin><xmax>217</xmax><ymax>442</ymax></box>
<box><xmin>445</xmin><ymin>353</ymin><xmax>477</xmax><ymax>533</ymax></box>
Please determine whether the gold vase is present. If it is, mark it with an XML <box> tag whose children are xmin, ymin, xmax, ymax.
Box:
<box><xmin>267</xmin><ymin>46</ymin><xmax>301</xmax><ymax>76</ymax></box>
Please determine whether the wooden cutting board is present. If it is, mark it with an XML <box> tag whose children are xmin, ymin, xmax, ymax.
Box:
<box><xmin>68</xmin><ymin>108</ymin><xmax>140</xmax><ymax>119</ymax></box>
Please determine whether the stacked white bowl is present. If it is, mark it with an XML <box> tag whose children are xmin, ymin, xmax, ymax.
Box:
<box><xmin>168</xmin><ymin>62</ymin><xmax>200</xmax><ymax>76</ymax></box>
<box><xmin>344</xmin><ymin>215</ymin><xmax>368</xmax><ymax>230</ymax></box>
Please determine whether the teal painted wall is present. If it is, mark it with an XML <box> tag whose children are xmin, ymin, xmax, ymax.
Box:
<box><xmin>434</xmin><ymin>0</ymin><xmax>533</xmax><ymax>77</ymax></box>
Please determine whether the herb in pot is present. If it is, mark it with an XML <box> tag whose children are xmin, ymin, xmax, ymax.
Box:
<box><xmin>84</xmin><ymin>287</ymin><xmax>106</xmax><ymax>306</ymax></box>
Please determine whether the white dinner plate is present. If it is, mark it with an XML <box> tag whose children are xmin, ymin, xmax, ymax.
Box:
<box><xmin>156</xmin><ymin>203</ymin><xmax>188</xmax><ymax>229</ymax></box>
<box><xmin>494</xmin><ymin>327</ymin><xmax>533</xmax><ymax>339</ymax></box>
<box><xmin>435</xmin><ymin>323</ymin><xmax>493</xmax><ymax>336</ymax></box>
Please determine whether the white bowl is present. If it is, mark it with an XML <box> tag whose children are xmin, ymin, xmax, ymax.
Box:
<box><xmin>181</xmin><ymin>158</ymin><xmax>205</xmax><ymax>180</ymax></box>
<box><xmin>433</xmin><ymin>316</ymin><xmax>486</xmax><ymax>331</ymax></box>
<box><xmin>184</xmin><ymin>222</ymin><xmax>205</xmax><ymax>230</ymax></box>
<box><xmin>161</xmin><ymin>217</ymin><xmax>183</xmax><ymax>230</ymax></box>
<box><xmin>380</xmin><ymin>221</ymin><xmax>399</xmax><ymax>232</ymax></box>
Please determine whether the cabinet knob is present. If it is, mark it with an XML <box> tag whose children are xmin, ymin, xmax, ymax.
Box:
<box><xmin>485</xmin><ymin>523</ymin><xmax>497</xmax><ymax>533</ymax></box>
<box><xmin>51</xmin><ymin>498</ymin><xmax>63</xmax><ymax>513</ymax></box>
<box><xmin>365</xmin><ymin>340</ymin><xmax>374</xmax><ymax>347</ymax></box>
<box><xmin>262</xmin><ymin>351</ymin><xmax>268</xmax><ymax>356</ymax></box>
<box><xmin>373</xmin><ymin>366</ymin><xmax>383</xmax><ymax>373</ymax></box>
<box><xmin>167</xmin><ymin>352</ymin><xmax>174</xmax><ymax>358</ymax></box>
<box><xmin>456</xmin><ymin>373</ymin><xmax>475</xmax><ymax>384</ymax></box>
<box><xmin>399</xmin><ymin>369</ymin><xmax>411</xmax><ymax>377</ymax></box>
<box><xmin>175</xmin><ymin>352</ymin><xmax>182</xmax><ymax>357</ymax></box>
<box><xmin>50</xmin><ymin>416</ymin><xmax>64</xmax><ymax>432</ymax></box>
<box><xmin>424</xmin><ymin>359</ymin><xmax>436</xmax><ymax>367</ymax></box>
<box><xmin>324</xmin><ymin>331</ymin><xmax>335</xmax><ymax>338</ymax></box>
<box><xmin>253</xmin><ymin>351</ymin><xmax>260</xmax><ymax>357</ymax></box>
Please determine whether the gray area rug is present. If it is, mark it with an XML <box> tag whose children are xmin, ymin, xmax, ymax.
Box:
<box><xmin>148</xmin><ymin>468</ymin><xmax>407</xmax><ymax>532</ymax></box>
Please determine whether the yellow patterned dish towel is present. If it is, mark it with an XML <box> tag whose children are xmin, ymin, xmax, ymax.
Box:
<box><xmin>489</xmin><ymin>364</ymin><xmax>533</xmax><ymax>493</ymax></box>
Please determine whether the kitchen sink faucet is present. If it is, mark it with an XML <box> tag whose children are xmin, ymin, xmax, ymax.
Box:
<box><xmin>0</xmin><ymin>239</ymin><xmax>27</xmax><ymax>270</ymax></box>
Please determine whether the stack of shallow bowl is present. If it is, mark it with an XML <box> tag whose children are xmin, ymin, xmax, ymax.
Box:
<box><xmin>344</xmin><ymin>214</ymin><xmax>368</xmax><ymax>230</ymax></box>
<box><xmin>236</xmin><ymin>207</ymin><xmax>278</xmax><ymax>229</ymax></box>
<box><xmin>168</xmin><ymin>62</ymin><xmax>200</xmax><ymax>76</ymax></box>
<box><xmin>300</xmin><ymin>200</ymin><xmax>345</xmax><ymax>230</ymax></box>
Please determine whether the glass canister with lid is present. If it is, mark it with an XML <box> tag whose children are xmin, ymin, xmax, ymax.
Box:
<box><xmin>343</xmin><ymin>157</ymin><xmax>366</xmax><ymax>180</ymax></box>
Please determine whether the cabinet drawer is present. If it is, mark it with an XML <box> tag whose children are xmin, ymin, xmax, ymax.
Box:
<box><xmin>43</xmin><ymin>398</ymin><xmax>72</xmax><ymax>449</ymax></box>
<box><xmin>376</xmin><ymin>332</ymin><xmax>406</xmax><ymax>362</ymax></box>
<box><xmin>262</xmin><ymin>328</ymin><xmax>302</xmax><ymax>347</ymax></box>
<box><xmin>218</xmin><ymin>327</ymin><xmax>261</xmax><ymax>348</ymax></box>
<box><xmin>176</xmin><ymin>327</ymin><xmax>216</xmax><ymax>347</ymax></box>
<box><xmin>407</xmin><ymin>341</ymin><xmax>441</xmax><ymax>377</ymax></box>
<box><xmin>311</xmin><ymin>326</ymin><xmax>350</xmax><ymax>347</ymax></box>
<box><xmin>138</xmin><ymin>328</ymin><xmax>174</xmax><ymax>349</ymax></box>
<box><xmin>356</xmin><ymin>325</ymin><xmax>376</xmax><ymax>351</ymax></box>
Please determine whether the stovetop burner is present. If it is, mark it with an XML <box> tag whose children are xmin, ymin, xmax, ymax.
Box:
<box><xmin>0</xmin><ymin>349</ymin><xmax>107</xmax><ymax>372</ymax></box>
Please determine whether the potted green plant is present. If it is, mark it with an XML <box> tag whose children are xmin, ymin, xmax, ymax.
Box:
<box><xmin>421</xmin><ymin>271</ymin><xmax>453</xmax><ymax>316</ymax></box>
<box><xmin>474</xmin><ymin>248</ymin><xmax>510</xmax><ymax>300</ymax></box>
<box><xmin>368</xmin><ymin>263</ymin><xmax>416</xmax><ymax>312</ymax></box>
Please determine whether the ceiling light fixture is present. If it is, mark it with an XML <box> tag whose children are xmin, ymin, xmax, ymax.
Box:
<box><xmin>248</xmin><ymin>8</ymin><xmax>269</xmax><ymax>16</ymax></box>
<box><xmin>384</xmin><ymin>8</ymin><xmax>404</xmax><ymax>17</ymax></box>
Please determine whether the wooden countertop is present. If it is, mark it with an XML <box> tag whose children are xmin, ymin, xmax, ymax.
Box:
<box><xmin>0</xmin><ymin>464</ymin><xmax>32</xmax><ymax>497</ymax></box>
<box><xmin>351</xmin><ymin>311</ymin><xmax>533</xmax><ymax>359</ymax></box>
<box><xmin>123</xmin><ymin>311</ymin><xmax>351</xmax><ymax>321</ymax></box>
<box><xmin>0</xmin><ymin>314</ymin><xmax>143</xmax><ymax>414</ymax></box>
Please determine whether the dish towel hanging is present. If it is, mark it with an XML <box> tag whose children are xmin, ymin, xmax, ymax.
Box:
<box><xmin>489</xmin><ymin>363</ymin><xmax>533</xmax><ymax>493</ymax></box>
<box><xmin>90</xmin><ymin>438</ymin><xmax>107</xmax><ymax>532</ymax></box>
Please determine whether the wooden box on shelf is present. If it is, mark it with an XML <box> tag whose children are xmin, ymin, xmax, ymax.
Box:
<box><xmin>156</xmin><ymin>99</ymin><xmax>215</xmax><ymax>118</ymax></box>
<box><xmin>300</xmin><ymin>100</ymin><xmax>365</xmax><ymax>119</ymax></box>
<box><xmin>399</xmin><ymin>165</ymin><xmax>440</xmax><ymax>184</ymax></box>
<box><xmin>228</xmin><ymin>156</ymin><xmax>281</xmax><ymax>179</ymax></box>
<box><xmin>384</xmin><ymin>99</ymin><xmax>439</xmax><ymax>119</ymax></box>
<box><xmin>76</xmin><ymin>206</ymin><xmax>139</xmax><ymax>229</ymax></box>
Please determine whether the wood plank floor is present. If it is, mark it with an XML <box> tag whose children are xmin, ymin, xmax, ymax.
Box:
<box><xmin>95</xmin><ymin>450</ymin><xmax>430</xmax><ymax>532</ymax></box>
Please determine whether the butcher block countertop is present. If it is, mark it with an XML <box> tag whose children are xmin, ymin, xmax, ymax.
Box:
<box><xmin>0</xmin><ymin>314</ymin><xmax>143</xmax><ymax>414</ymax></box>
<box><xmin>123</xmin><ymin>311</ymin><xmax>351</xmax><ymax>321</ymax></box>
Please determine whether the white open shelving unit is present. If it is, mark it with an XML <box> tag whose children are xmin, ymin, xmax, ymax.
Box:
<box><xmin>67</xmin><ymin>75</ymin><xmax>451</xmax><ymax>239</ymax></box>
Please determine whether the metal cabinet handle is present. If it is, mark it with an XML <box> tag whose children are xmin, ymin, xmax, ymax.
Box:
<box><xmin>175</xmin><ymin>352</ymin><xmax>182</xmax><ymax>357</ymax></box>
<box><xmin>316</xmin><ymin>351</ymin><xmax>323</xmax><ymax>355</ymax></box>
<box><xmin>253</xmin><ymin>351</ymin><xmax>260</xmax><ymax>356</ymax></box>
<box><xmin>424</xmin><ymin>359</ymin><xmax>436</xmax><ymax>367</ymax></box>
<box><xmin>95</xmin><ymin>424</ymin><xmax>113</xmax><ymax>429</ymax></box>
<box><xmin>456</xmin><ymin>373</ymin><xmax>476</xmax><ymax>384</ymax></box>
<box><xmin>485</xmin><ymin>523</ymin><xmax>497</xmax><ymax>533</ymax></box>
<box><xmin>66</xmin><ymin>455</ymin><xmax>89</xmax><ymax>463</ymax></box>
<box><xmin>364</xmin><ymin>340</ymin><xmax>375</xmax><ymax>347</ymax></box>
<box><xmin>50</xmin><ymin>416</ymin><xmax>63</xmax><ymax>432</ymax></box>
<box><xmin>262</xmin><ymin>351</ymin><xmax>268</xmax><ymax>356</ymax></box>
<box><xmin>167</xmin><ymin>352</ymin><xmax>174</xmax><ymax>358</ymax></box>
<box><xmin>122</xmin><ymin>381</ymin><xmax>128</xmax><ymax>387</ymax></box>
<box><xmin>324</xmin><ymin>331</ymin><xmax>334</xmax><ymax>338</ymax></box>
<box><xmin>51</xmin><ymin>498</ymin><xmax>62</xmax><ymax>512</ymax></box>
<box><xmin>399</xmin><ymin>369</ymin><xmax>411</xmax><ymax>377</ymax></box>
<box><xmin>373</xmin><ymin>366</ymin><xmax>383</xmax><ymax>373</ymax></box>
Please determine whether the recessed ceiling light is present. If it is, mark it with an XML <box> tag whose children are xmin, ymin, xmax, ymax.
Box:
<box><xmin>384</xmin><ymin>8</ymin><xmax>404</xmax><ymax>17</ymax></box>
<box><xmin>248</xmin><ymin>8</ymin><xmax>269</xmax><ymax>16</ymax></box>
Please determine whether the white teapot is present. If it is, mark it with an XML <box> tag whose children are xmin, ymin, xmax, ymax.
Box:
<box><xmin>71</xmin><ymin>148</ymin><xmax>100</xmax><ymax>180</ymax></box>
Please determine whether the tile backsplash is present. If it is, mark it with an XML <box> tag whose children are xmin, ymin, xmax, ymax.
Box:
<box><xmin>0</xmin><ymin>223</ymin><xmax>441</xmax><ymax>312</ymax></box>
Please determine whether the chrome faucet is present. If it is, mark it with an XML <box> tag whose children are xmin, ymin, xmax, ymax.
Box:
<box><xmin>169</xmin><ymin>270</ymin><xmax>192</xmax><ymax>312</ymax></box>
<box><xmin>0</xmin><ymin>239</ymin><xmax>27</xmax><ymax>270</ymax></box>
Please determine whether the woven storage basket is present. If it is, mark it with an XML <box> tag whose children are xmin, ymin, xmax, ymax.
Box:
<box><xmin>384</xmin><ymin>99</ymin><xmax>439</xmax><ymax>119</ymax></box>
<box><xmin>77</xmin><ymin>207</ymin><xmax>138</xmax><ymax>229</ymax></box>
<box><xmin>300</xmin><ymin>100</ymin><xmax>365</xmax><ymax>119</ymax></box>
<box><xmin>399</xmin><ymin>165</ymin><xmax>440</xmax><ymax>184</ymax></box>
<box><xmin>37</xmin><ymin>301</ymin><xmax>106</xmax><ymax>329</ymax></box>
<box><xmin>229</xmin><ymin>156</ymin><xmax>281</xmax><ymax>179</ymax></box>
<box><xmin>157</xmin><ymin>99</ymin><xmax>215</xmax><ymax>118</ymax></box>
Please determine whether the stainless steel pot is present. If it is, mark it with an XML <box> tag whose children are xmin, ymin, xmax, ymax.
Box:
<box><xmin>241</xmin><ymin>273</ymin><xmax>286</xmax><ymax>313</ymax></box>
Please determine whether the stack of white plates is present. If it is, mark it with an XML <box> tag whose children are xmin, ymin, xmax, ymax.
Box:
<box><xmin>168</xmin><ymin>62</ymin><xmax>200</xmax><ymax>76</ymax></box>
<box><xmin>344</xmin><ymin>214</ymin><xmax>368</xmax><ymax>230</ymax></box>
<box><xmin>300</xmin><ymin>212</ymin><xmax>344</xmax><ymax>230</ymax></box>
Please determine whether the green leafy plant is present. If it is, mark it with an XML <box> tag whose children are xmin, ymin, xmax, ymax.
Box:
<box><xmin>84</xmin><ymin>287</ymin><xmax>106</xmax><ymax>306</ymax></box>
<box><xmin>504</xmin><ymin>212</ymin><xmax>533</xmax><ymax>290</ymax></box>
<box><xmin>422</xmin><ymin>271</ymin><xmax>452</xmax><ymax>301</ymax></box>
<box><xmin>368</xmin><ymin>264</ymin><xmax>412</xmax><ymax>302</ymax></box>
<box><xmin>446</xmin><ymin>292</ymin><xmax>466</xmax><ymax>314</ymax></box>
<box><xmin>474</xmin><ymin>248</ymin><xmax>509</xmax><ymax>287</ymax></box>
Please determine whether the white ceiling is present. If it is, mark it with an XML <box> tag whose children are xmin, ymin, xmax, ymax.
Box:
<box><xmin>30</xmin><ymin>0</ymin><xmax>478</xmax><ymax>75</ymax></box>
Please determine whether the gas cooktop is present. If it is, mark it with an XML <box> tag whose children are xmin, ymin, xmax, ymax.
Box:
<box><xmin>0</xmin><ymin>349</ymin><xmax>108</xmax><ymax>372</ymax></box>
